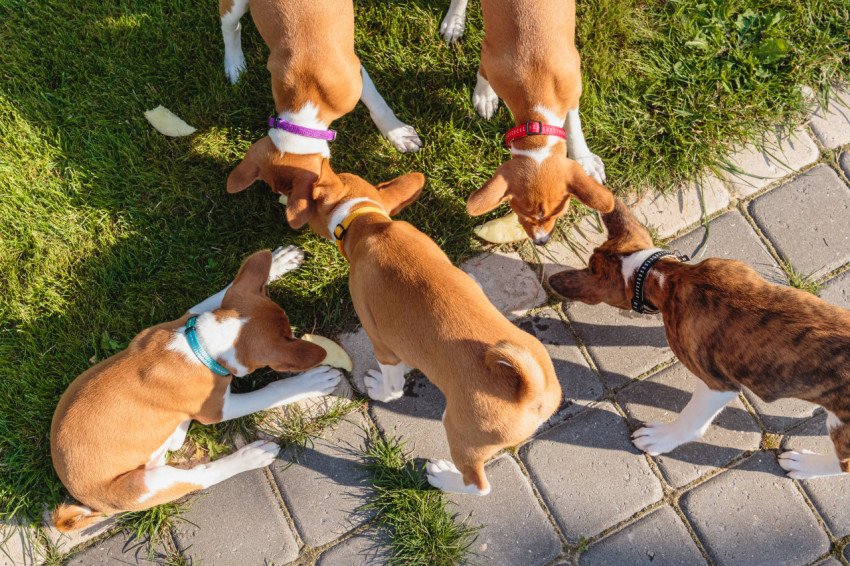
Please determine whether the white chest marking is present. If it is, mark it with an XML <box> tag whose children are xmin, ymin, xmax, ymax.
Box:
<box><xmin>327</xmin><ymin>198</ymin><xmax>386</xmax><ymax>244</ymax></box>
<box><xmin>166</xmin><ymin>313</ymin><xmax>250</xmax><ymax>376</ymax></box>
<box><xmin>268</xmin><ymin>102</ymin><xmax>331</xmax><ymax>158</ymax></box>
<box><xmin>509</xmin><ymin>105</ymin><xmax>566</xmax><ymax>166</ymax></box>
<box><xmin>621</xmin><ymin>248</ymin><xmax>664</xmax><ymax>290</ymax></box>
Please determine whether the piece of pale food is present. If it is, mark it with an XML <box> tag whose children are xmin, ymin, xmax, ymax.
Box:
<box><xmin>473</xmin><ymin>212</ymin><xmax>528</xmax><ymax>243</ymax></box>
<box><xmin>144</xmin><ymin>105</ymin><xmax>197</xmax><ymax>137</ymax></box>
<box><xmin>301</xmin><ymin>334</ymin><xmax>353</xmax><ymax>372</ymax></box>
<box><xmin>278</xmin><ymin>194</ymin><xmax>288</xmax><ymax>205</ymax></box>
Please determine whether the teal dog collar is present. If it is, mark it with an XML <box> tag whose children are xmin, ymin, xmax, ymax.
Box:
<box><xmin>185</xmin><ymin>316</ymin><xmax>231</xmax><ymax>376</ymax></box>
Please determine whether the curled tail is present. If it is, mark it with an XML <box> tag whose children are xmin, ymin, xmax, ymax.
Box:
<box><xmin>485</xmin><ymin>341</ymin><xmax>546</xmax><ymax>404</ymax></box>
<box><xmin>51</xmin><ymin>503</ymin><xmax>104</xmax><ymax>533</ymax></box>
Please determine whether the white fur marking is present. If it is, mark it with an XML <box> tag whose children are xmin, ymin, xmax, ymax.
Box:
<box><xmin>439</xmin><ymin>0</ymin><xmax>469</xmax><ymax>43</ymax></box>
<box><xmin>220</xmin><ymin>367</ymin><xmax>342</xmax><ymax>420</ymax></box>
<box><xmin>327</xmin><ymin>198</ymin><xmax>386</xmax><ymax>244</ymax></box>
<box><xmin>364</xmin><ymin>362</ymin><xmax>408</xmax><ymax>402</ymax></box>
<box><xmin>565</xmin><ymin>106</ymin><xmax>606</xmax><ymax>183</ymax></box>
<box><xmin>473</xmin><ymin>73</ymin><xmax>499</xmax><ymax>119</ymax></box>
<box><xmin>779</xmin><ymin>449</ymin><xmax>844</xmax><ymax>479</ymax></box>
<box><xmin>221</xmin><ymin>0</ymin><xmax>249</xmax><ymax>84</ymax></box>
<box><xmin>620</xmin><ymin>248</ymin><xmax>664</xmax><ymax>290</ymax></box>
<box><xmin>827</xmin><ymin>410</ymin><xmax>842</xmax><ymax>431</ymax></box>
<box><xmin>269</xmin><ymin>103</ymin><xmax>331</xmax><ymax>157</ymax></box>
<box><xmin>426</xmin><ymin>459</ymin><xmax>489</xmax><ymax>495</ymax></box>
<box><xmin>360</xmin><ymin>66</ymin><xmax>422</xmax><ymax>153</ymax></box>
<box><xmin>509</xmin><ymin>105</ymin><xmax>566</xmax><ymax>166</ymax></box>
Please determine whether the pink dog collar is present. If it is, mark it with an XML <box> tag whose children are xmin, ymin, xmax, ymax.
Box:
<box><xmin>505</xmin><ymin>121</ymin><xmax>566</xmax><ymax>148</ymax></box>
<box><xmin>268</xmin><ymin>117</ymin><xmax>337</xmax><ymax>141</ymax></box>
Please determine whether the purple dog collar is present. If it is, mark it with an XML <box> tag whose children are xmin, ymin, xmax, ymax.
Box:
<box><xmin>268</xmin><ymin>117</ymin><xmax>337</xmax><ymax>141</ymax></box>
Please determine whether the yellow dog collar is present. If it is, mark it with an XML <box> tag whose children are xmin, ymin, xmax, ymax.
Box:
<box><xmin>333</xmin><ymin>206</ymin><xmax>390</xmax><ymax>259</ymax></box>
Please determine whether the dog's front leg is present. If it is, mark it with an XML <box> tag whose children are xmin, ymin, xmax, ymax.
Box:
<box><xmin>439</xmin><ymin>0</ymin><xmax>469</xmax><ymax>44</ymax></box>
<box><xmin>220</xmin><ymin>366</ymin><xmax>342</xmax><ymax>421</ymax></box>
<box><xmin>189</xmin><ymin>246</ymin><xmax>304</xmax><ymax>315</ymax></box>
<box><xmin>565</xmin><ymin>107</ymin><xmax>606</xmax><ymax>184</ymax></box>
<box><xmin>359</xmin><ymin>65</ymin><xmax>423</xmax><ymax>154</ymax></box>
<box><xmin>632</xmin><ymin>380</ymin><xmax>738</xmax><ymax>455</ymax></box>
<box><xmin>779</xmin><ymin>411</ymin><xmax>845</xmax><ymax>479</ymax></box>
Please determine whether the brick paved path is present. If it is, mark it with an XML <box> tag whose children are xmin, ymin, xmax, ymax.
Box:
<box><xmin>3</xmin><ymin>90</ymin><xmax>850</xmax><ymax>566</ymax></box>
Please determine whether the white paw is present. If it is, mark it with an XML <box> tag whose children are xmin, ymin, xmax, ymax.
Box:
<box><xmin>224</xmin><ymin>53</ymin><xmax>246</xmax><ymax>85</ymax></box>
<box><xmin>229</xmin><ymin>440</ymin><xmax>280</xmax><ymax>470</ymax></box>
<box><xmin>631</xmin><ymin>421</ymin><xmax>695</xmax><ymax>456</ymax></box>
<box><xmin>778</xmin><ymin>449</ymin><xmax>843</xmax><ymax>479</ymax></box>
<box><xmin>289</xmin><ymin>366</ymin><xmax>343</xmax><ymax>397</ymax></box>
<box><xmin>364</xmin><ymin>368</ymin><xmax>404</xmax><ymax>402</ymax></box>
<box><xmin>384</xmin><ymin>124</ymin><xmax>423</xmax><ymax>153</ymax></box>
<box><xmin>267</xmin><ymin>246</ymin><xmax>304</xmax><ymax>282</ymax></box>
<box><xmin>425</xmin><ymin>459</ymin><xmax>489</xmax><ymax>495</ymax></box>
<box><xmin>574</xmin><ymin>153</ymin><xmax>606</xmax><ymax>184</ymax></box>
<box><xmin>439</xmin><ymin>12</ymin><xmax>466</xmax><ymax>44</ymax></box>
<box><xmin>473</xmin><ymin>90</ymin><xmax>499</xmax><ymax>120</ymax></box>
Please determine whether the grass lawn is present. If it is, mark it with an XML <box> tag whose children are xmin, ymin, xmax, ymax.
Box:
<box><xmin>1</xmin><ymin>0</ymin><xmax>848</xmax><ymax>524</ymax></box>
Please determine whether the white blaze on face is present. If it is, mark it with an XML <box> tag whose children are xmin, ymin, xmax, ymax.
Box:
<box><xmin>269</xmin><ymin>102</ymin><xmax>331</xmax><ymax>157</ymax></box>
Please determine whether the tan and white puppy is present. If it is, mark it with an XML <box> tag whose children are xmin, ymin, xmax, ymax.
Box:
<box><xmin>220</xmin><ymin>0</ymin><xmax>422</xmax><ymax>196</ymax></box>
<box><xmin>461</xmin><ymin>0</ymin><xmax>613</xmax><ymax>245</ymax></box>
<box><xmin>50</xmin><ymin>247</ymin><xmax>342</xmax><ymax>531</ymax></box>
<box><xmin>277</xmin><ymin>159</ymin><xmax>562</xmax><ymax>494</ymax></box>
<box><xmin>548</xmin><ymin>200</ymin><xmax>850</xmax><ymax>479</ymax></box>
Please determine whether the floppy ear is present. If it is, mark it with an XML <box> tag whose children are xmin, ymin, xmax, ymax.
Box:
<box><xmin>227</xmin><ymin>137</ymin><xmax>276</xmax><ymax>194</ymax></box>
<box><xmin>375</xmin><ymin>173</ymin><xmax>425</xmax><ymax>216</ymax></box>
<box><xmin>229</xmin><ymin>250</ymin><xmax>272</xmax><ymax>296</ymax></box>
<box><xmin>467</xmin><ymin>162</ymin><xmax>513</xmax><ymax>216</ymax></box>
<box><xmin>285</xmin><ymin>159</ymin><xmax>332</xmax><ymax>229</ymax></box>
<box><xmin>565</xmin><ymin>160</ymin><xmax>615</xmax><ymax>213</ymax></box>
<box><xmin>270</xmin><ymin>338</ymin><xmax>328</xmax><ymax>372</ymax></box>
<box><xmin>547</xmin><ymin>268</ymin><xmax>605</xmax><ymax>304</ymax></box>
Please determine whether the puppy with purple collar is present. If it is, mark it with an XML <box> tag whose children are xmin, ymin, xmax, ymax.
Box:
<box><xmin>548</xmin><ymin>199</ymin><xmax>850</xmax><ymax>479</ymax></box>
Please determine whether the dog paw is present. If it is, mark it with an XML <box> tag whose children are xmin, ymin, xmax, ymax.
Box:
<box><xmin>268</xmin><ymin>246</ymin><xmax>304</xmax><ymax>282</ymax></box>
<box><xmin>631</xmin><ymin>421</ymin><xmax>694</xmax><ymax>456</ymax></box>
<box><xmin>384</xmin><ymin>124</ymin><xmax>423</xmax><ymax>153</ymax></box>
<box><xmin>472</xmin><ymin>83</ymin><xmax>499</xmax><ymax>120</ymax></box>
<box><xmin>426</xmin><ymin>459</ymin><xmax>489</xmax><ymax>495</ymax></box>
<box><xmin>364</xmin><ymin>368</ymin><xmax>404</xmax><ymax>402</ymax></box>
<box><xmin>293</xmin><ymin>366</ymin><xmax>343</xmax><ymax>397</ymax></box>
<box><xmin>229</xmin><ymin>440</ymin><xmax>280</xmax><ymax>470</ymax></box>
<box><xmin>439</xmin><ymin>12</ymin><xmax>466</xmax><ymax>44</ymax></box>
<box><xmin>778</xmin><ymin>450</ymin><xmax>843</xmax><ymax>479</ymax></box>
<box><xmin>574</xmin><ymin>154</ymin><xmax>607</xmax><ymax>184</ymax></box>
<box><xmin>224</xmin><ymin>54</ymin><xmax>246</xmax><ymax>85</ymax></box>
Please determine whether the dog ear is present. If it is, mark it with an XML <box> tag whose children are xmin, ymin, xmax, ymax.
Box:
<box><xmin>270</xmin><ymin>338</ymin><xmax>327</xmax><ymax>372</ymax></box>
<box><xmin>375</xmin><ymin>173</ymin><xmax>425</xmax><ymax>216</ymax></box>
<box><xmin>564</xmin><ymin>160</ymin><xmax>615</xmax><ymax>213</ymax></box>
<box><xmin>467</xmin><ymin>162</ymin><xmax>513</xmax><ymax>216</ymax></box>
<box><xmin>547</xmin><ymin>268</ymin><xmax>605</xmax><ymax>304</ymax></box>
<box><xmin>227</xmin><ymin>137</ymin><xmax>276</xmax><ymax>194</ymax></box>
<box><xmin>229</xmin><ymin>250</ymin><xmax>273</xmax><ymax>296</ymax></box>
<box><xmin>285</xmin><ymin>159</ymin><xmax>331</xmax><ymax>229</ymax></box>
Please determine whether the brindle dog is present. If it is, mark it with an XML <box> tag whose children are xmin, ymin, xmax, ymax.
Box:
<box><xmin>548</xmin><ymin>199</ymin><xmax>850</xmax><ymax>479</ymax></box>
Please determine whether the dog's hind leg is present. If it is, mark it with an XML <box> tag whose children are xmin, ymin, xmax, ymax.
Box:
<box><xmin>220</xmin><ymin>0</ymin><xmax>249</xmax><ymax>84</ymax></box>
<box><xmin>779</xmin><ymin>411</ymin><xmax>846</xmax><ymax>479</ymax></box>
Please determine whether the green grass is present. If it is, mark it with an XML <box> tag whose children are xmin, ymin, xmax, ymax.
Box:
<box><xmin>117</xmin><ymin>500</ymin><xmax>193</xmax><ymax>551</ymax></box>
<box><xmin>359</xmin><ymin>431</ymin><xmax>480</xmax><ymax>566</ymax></box>
<box><xmin>782</xmin><ymin>259</ymin><xmax>824</xmax><ymax>295</ymax></box>
<box><xmin>1</xmin><ymin>0</ymin><xmax>848</xmax><ymax>521</ymax></box>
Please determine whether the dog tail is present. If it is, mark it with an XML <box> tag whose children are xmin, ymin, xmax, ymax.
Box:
<box><xmin>485</xmin><ymin>341</ymin><xmax>547</xmax><ymax>404</ymax></box>
<box><xmin>51</xmin><ymin>503</ymin><xmax>103</xmax><ymax>532</ymax></box>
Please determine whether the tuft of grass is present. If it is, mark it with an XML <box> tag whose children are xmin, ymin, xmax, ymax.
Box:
<box><xmin>782</xmin><ymin>260</ymin><xmax>823</xmax><ymax>295</ymax></box>
<box><xmin>117</xmin><ymin>500</ymin><xmax>194</xmax><ymax>550</ymax></box>
<box><xmin>359</xmin><ymin>430</ymin><xmax>480</xmax><ymax>566</ymax></box>
<box><xmin>575</xmin><ymin>536</ymin><xmax>590</xmax><ymax>554</ymax></box>
<box><xmin>761</xmin><ymin>433</ymin><xmax>781</xmax><ymax>450</ymax></box>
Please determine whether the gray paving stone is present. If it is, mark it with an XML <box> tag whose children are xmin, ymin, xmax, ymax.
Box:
<box><xmin>722</xmin><ymin>127</ymin><xmax>820</xmax><ymax>198</ymax></box>
<box><xmin>541</xmin><ymin>214</ymin><xmax>609</xmax><ymax>279</ymax></box>
<box><xmin>562</xmin><ymin>301</ymin><xmax>672</xmax><ymax>388</ymax></box>
<box><xmin>516</xmin><ymin>309</ymin><xmax>603</xmax><ymax>418</ymax></box>
<box><xmin>783</xmin><ymin>413</ymin><xmax>850</xmax><ymax>537</ymax></box>
<box><xmin>679</xmin><ymin>452</ymin><xmax>830</xmax><ymax>566</ymax></box>
<box><xmin>369</xmin><ymin>373</ymin><xmax>450</xmax><ymax>461</ymax></box>
<box><xmin>670</xmin><ymin>209</ymin><xmax>786</xmax><ymax>286</ymax></box>
<box><xmin>579</xmin><ymin>505</ymin><xmax>706</xmax><ymax>566</ymax></box>
<box><xmin>460</xmin><ymin>250</ymin><xmax>546</xmax><ymax>320</ymax></box>
<box><xmin>846</xmin><ymin>544</ymin><xmax>850</xmax><ymax>563</ymax></box>
<box><xmin>316</xmin><ymin>527</ymin><xmax>392</xmax><ymax>566</ymax></box>
<box><xmin>808</xmin><ymin>87</ymin><xmax>850</xmax><ymax>150</ymax></box>
<box><xmin>521</xmin><ymin>402</ymin><xmax>663</xmax><ymax>542</ymax></box>
<box><xmin>821</xmin><ymin>269</ymin><xmax>850</xmax><ymax>310</ymax></box>
<box><xmin>742</xmin><ymin>388</ymin><xmax>821</xmax><ymax>433</ymax></box>
<box><xmin>749</xmin><ymin>165</ymin><xmax>850</xmax><ymax>279</ymax></box>
<box><xmin>813</xmin><ymin>558</ymin><xmax>843</xmax><ymax>566</ymax></box>
<box><xmin>270</xmin><ymin>412</ymin><xmax>374</xmax><ymax>547</ymax></box>
<box><xmin>631</xmin><ymin>175</ymin><xmax>731</xmax><ymax>238</ymax></box>
<box><xmin>41</xmin><ymin>507</ymin><xmax>118</xmax><ymax>555</ymax></box>
<box><xmin>449</xmin><ymin>455</ymin><xmax>561</xmax><ymax>565</ymax></box>
<box><xmin>172</xmin><ymin>470</ymin><xmax>298</xmax><ymax>566</ymax></box>
<box><xmin>0</xmin><ymin>520</ymin><xmax>41</xmax><ymax>566</ymax></box>
<box><xmin>841</xmin><ymin>151</ymin><xmax>850</xmax><ymax>180</ymax></box>
<box><xmin>64</xmin><ymin>531</ymin><xmax>168</xmax><ymax>566</ymax></box>
<box><xmin>617</xmin><ymin>363</ymin><xmax>761</xmax><ymax>488</ymax></box>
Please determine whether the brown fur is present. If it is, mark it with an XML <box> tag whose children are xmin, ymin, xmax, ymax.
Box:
<box><xmin>466</xmin><ymin>0</ymin><xmax>614</xmax><ymax>241</ymax></box>
<box><xmin>548</xmin><ymin>199</ymin><xmax>850</xmax><ymax>471</ymax></box>
<box><xmin>222</xmin><ymin>0</ymin><xmax>362</xmax><ymax>195</ymax></box>
<box><xmin>287</xmin><ymin>160</ymin><xmax>562</xmax><ymax>492</ymax></box>
<box><xmin>50</xmin><ymin>252</ymin><xmax>326</xmax><ymax>530</ymax></box>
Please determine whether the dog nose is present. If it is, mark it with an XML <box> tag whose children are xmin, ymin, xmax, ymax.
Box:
<box><xmin>533</xmin><ymin>233</ymin><xmax>551</xmax><ymax>246</ymax></box>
